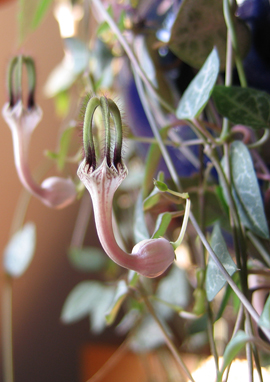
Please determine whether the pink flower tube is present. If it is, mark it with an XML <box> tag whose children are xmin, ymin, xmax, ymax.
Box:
<box><xmin>2</xmin><ymin>56</ymin><xmax>76</xmax><ymax>209</ymax></box>
<box><xmin>77</xmin><ymin>96</ymin><xmax>175</xmax><ymax>278</ymax></box>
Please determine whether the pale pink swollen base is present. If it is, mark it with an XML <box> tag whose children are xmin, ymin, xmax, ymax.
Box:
<box><xmin>77</xmin><ymin>158</ymin><xmax>175</xmax><ymax>277</ymax></box>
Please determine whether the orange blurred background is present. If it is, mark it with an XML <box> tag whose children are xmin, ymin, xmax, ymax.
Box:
<box><xmin>0</xmin><ymin>2</ymin><xmax>101</xmax><ymax>381</ymax></box>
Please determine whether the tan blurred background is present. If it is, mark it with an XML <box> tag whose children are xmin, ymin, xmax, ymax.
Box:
<box><xmin>0</xmin><ymin>1</ymin><xmax>99</xmax><ymax>381</ymax></box>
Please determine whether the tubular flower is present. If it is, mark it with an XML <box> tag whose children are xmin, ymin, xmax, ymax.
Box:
<box><xmin>77</xmin><ymin>96</ymin><xmax>175</xmax><ymax>278</ymax></box>
<box><xmin>2</xmin><ymin>56</ymin><xmax>76</xmax><ymax>209</ymax></box>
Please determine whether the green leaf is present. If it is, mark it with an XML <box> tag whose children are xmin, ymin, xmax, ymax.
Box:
<box><xmin>105</xmin><ymin>280</ymin><xmax>129</xmax><ymax>325</ymax></box>
<box><xmin>154</xmin><ymin>179</ymin><xmax>168</xmax><ymax>192</ymax></box>
<box><xmin>218</xmin><ymin>330</ymin><xmax>250</xmax><ymax>382</ymax></box>
<box><xmin>143</xmin><ymin>172</ymin><xmax>165</xmax><ymax>210</ymax></box>
<box><xmin>206</xmin><ymin>223</ymin><xmax>237</xmax><ymax>301</ymax></box>
<box><xmin>143</xmin><ymin>189</ymin><xmax>161</xmax><ymax>211</ymax></box>
<box><xmin>133</xmin><ymin>191</ymin><xmax>150</xmax><ymax>243</ymax></box>
<box><xmin>229</xmin><ymin>141</ymin><xmax>269</xmax><ymax>239</ymax></box>
<box><xmin>176</xmin><ymin>48</ymin><xmax>219</xmax><ymax>120</ymax></box>
<box><xmin>190</xmin><ymin>187</ymin><xmax>227</xmax><ymax>228</ymax></box>
<box><xmin>215</xmin><ymin>284</ymin><xmax>232</xmax><ymax>321</ymax></box>
<box><xmin>259</xmin><ymin>294</ymin><xmax>270</xmax><ymax>329</ymax></box>
<box><xmin>96</xmin><ymin>21</ymin><xmax>110</xmax><ymax>36</ymax></box>
<box><xmin>18</xmin><ymin>0</ymin><xmax>53</xmax><ymax>43</ymax></box>
<box><xmin>31</xmin><ymin>0</ymin><xmax>53</xmax><ymax>29</ymax></box>
<box><xmin>142</xmin><ymin>127</ymin><xmax>168</xmax><ymax>198</ymax></box>
<box><xmin>152</xmin><ymin>212</ymin><xmax>172</xmax><ymax>239</ymax></box>
<box><xmin>156</xmin><ymin>265</ymin><xmax>190</xmax><ymax>320</ymax></box>
<box><xmin>118</xmin><ymin>10</ymin><xmax>126</xmax><ymax>32</ymax></box>
<box><xmin>54</xmin><ymin>91</ymin><xmax>70</xmax><ymax>118</ymax></box>
<box><xmin>57</xmin><ymin>126</ymin><xmax>74</xmax><ymax>171</ymax></box>
<box><xmin>90</xmin><ymin>287</ymin><xmax>115</xmax><ymax>333</ymax></box>
<box><xmin>169</xmin><ymin>0</ymin><xmax>250</xmax><ymax>71</ymax></box>
<box><xmin>61</xmin><ymin>281</ymin><xmax>114</xmax><ymax>333</ymax></box>
<box><xmin>212</xmin><ymin>86</ymin><xmax>270</xmax><ymax>129</ymax></box>
<box><xmin>4</xmin><ymin>223</ymin><xmax>36</xmax><ymax>277</ymax></box>
<box><xmin>61</xmin><ymin>281</ymin><xmax>102</xmax><ymax>323</ymax></box>
<box><xmin>68</xmin><ymin>247</ymin><xmax>107</xmax><ymax>272</ymax></box>
<box><xmin>127</xmin><ymin>270</ymin><xmax>139</xmax><ymax>287</ymax></box>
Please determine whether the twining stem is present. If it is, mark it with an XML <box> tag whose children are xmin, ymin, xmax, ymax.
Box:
<box><xmin>171</xmin><ymin>198</ymin><xmax>191</xmax><ymax>249</ymax></box>
<box><xmin>191</xmin><ymin>118</ymin><xmax>217</xmax><ymax>145</ymax></box>
<box><xmin>220</xmin><ymin>22</ymin><xmax>233</xmax><ymax>140</ymax></box>
<box><xmin>223</xmin><ymin>0</ymin><xmax>247</xmax><ymax>87</ymax></box>
<box><xmin>129</xmin><ymin>135</ymin><xmax>203</xmax><ymax>147</ymax></box>
<box><xmin>132</xmin><ymin>68</ymin><xmax>181</xmax><ymax>190</ymax></box>
<box><xmin>207</xmin><ymin>306</ymin><xmax>219</xmax><ymax>377</ymax></box>
<box><xmin>2</xmin><ymin>274</ymin><xmax>14</xmax><ymax>382</ymax></box>
<box><xmin>248</xmin><ymin>129</ymin><xmax>270</xmax><ymax>149</ymax></box>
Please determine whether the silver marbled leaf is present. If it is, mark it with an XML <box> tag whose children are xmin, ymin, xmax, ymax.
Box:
<box><xmin>176</xmin><ymin>48</ymin><xmax>219</xmax><ymax>120</ymax></box>
<box><xmin>206</xmin><ymin>223</ymin><xmax>237</xmax><ymax>301</ymax></box>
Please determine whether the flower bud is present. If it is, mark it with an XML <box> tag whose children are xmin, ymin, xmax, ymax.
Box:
<box><xmin>40</xmin><ymin>177</ymin><xmax>76</xmax><ymax>209</ymax></box>
<box><xmin>131</xmin><ymin>238</ymin><xmax>175</xmax><ymax>278</ymax></box>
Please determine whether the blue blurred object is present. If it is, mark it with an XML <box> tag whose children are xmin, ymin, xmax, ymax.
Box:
<box><xmin>238</xmin><ymin>0</ymin><xmax>270</xmax><ymax>92</ymax></box>
<box><xmin>122</xmin><ymin>73</ymin><xmax>200</xmax><ymax>178</ymax></box>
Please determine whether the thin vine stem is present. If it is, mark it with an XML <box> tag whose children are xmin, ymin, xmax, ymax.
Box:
<box><xmin>248</xmin><ymin>129</ymin><xmax>270</xmax><ymax>149</ymax></box>
<box><xmin>90</xmin><ymin>0</ymin><xmax>174</xmax><ymax>114</ymax></box>
<box><xmin>220</xmin><ymin>22</ymin><xmax>233</xmax><ymax>140</ymax></box>
<box><xmin>223</xmin><ymin>0</ymin><xmax>247</xmax><ymax>87</ymax></box>
<box><xmin>2</xmin><ymin>274</ymin><xmax>14</xmax><ymax>382</ymax></box>
<box><xmin>207</xmin><ymin>305</ymin><xmax>219</xmax><ymax>377</ymax></box>
<box><xmin>191</xmin><ymin>118</ymin><xmax>217</xmax><ymax>145</ymax></box>
<box><xmin>70</xmin><ymin>192</ymin><xmax>92</xmax><ymax>248</ymax></box>
<box><xmin>139</xmin><ymin>282</ymin><xmax>196</xmax><ymax>382</ymax></box>
<box><xmin>128</xmin><ymin>135</ymin><xmax>203</xmax><ymax>147</ymax></box>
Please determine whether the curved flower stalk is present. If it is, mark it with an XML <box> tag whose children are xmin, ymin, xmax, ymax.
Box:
<box><xmin>77</xmin><ymin>96</ymin><xmax>190</xmax><ymax>277</ymax></box>
<box><xmin>2</xmin><ymin>56</ymin><xmax>76</xmax><ymax>209</ymax></box>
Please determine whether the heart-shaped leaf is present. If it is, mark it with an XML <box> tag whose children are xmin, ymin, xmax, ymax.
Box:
<box><xmin>212</xmin><ymin>85</ymin><xmax>270</xmax><ymax>129</ymax></box>
<box><xmin>169</xmin><ymin>0</ymin><xmax>250</xmax><ymax>70</ymax></box>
